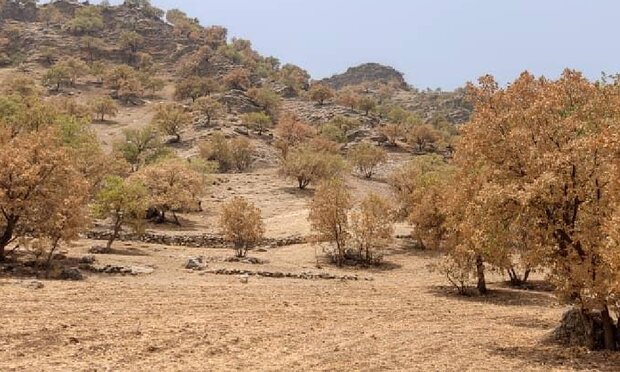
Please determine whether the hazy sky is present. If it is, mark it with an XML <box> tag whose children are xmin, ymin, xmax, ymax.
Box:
<box><xmin>126</xmin><ymin>1</ymin><xmax>618</xmax><ymax>89</ymax></box>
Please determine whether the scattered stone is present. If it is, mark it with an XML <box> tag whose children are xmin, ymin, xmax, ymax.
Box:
<box><xmin>59</xmin><ymin>267</ymin><xmax>84</xmax><ymax>281</ymax></box>
<box><xmin>88</xmin><ymin>245</ymin><xmax>111</xmax><ymax>254</ymax></box>
<box><xmin>239</xmin><ymin>274</ymin><xmax>249</xmax><ymax>284</ymax></box>
<box><xmin>185</xmin><ymin>256</ymin><xmax>206</xmax><ymax>271</ymax></box>
<box><xmin>24</xmin><ymin>280</ymin><xmax>44</xmax><ymax>290</ymax></box>
<box><xmin>79</xmin><ymin>255</ymin><xmax>96</xmax><ymax>264</ymax></box>
<box><xmin>205</xmin><ymin>268</ymin><xmax>372</xmax><ymax>281</ymax></box>
<box><xmin>224</xmin><ymin>256</ymin><xmax>265</xmax><ymax>265</ymax></box>
<box><xmin>83</xmin><ymin>264</ymin><xmax>154</xmax><ymax>276</ymax></box>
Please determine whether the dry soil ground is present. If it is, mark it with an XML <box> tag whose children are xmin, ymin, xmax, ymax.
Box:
<box><xmin>2</xmin><ymin>239</ymin><xmax>620</xmax><ymax>371</ymax></box>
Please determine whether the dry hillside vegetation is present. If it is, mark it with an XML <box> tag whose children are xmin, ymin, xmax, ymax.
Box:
<box><xmin>1</xmin><ymin>1</ymin><xmax>620</xmax><ymax>371</ymax></box>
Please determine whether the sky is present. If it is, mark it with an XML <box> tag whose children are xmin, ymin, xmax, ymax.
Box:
<box><xmin>119</xmin><ymin>1</ymin><xmax>619</xmax><ymax>89</ymax></box>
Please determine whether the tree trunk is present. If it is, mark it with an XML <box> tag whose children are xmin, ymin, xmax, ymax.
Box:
<box><xmin>601</xmin><ymin>306</ymin><xmax>618</xmax><ymax>351</ymax></box>
<box><xmin>476</xmin><ymin>254</ymin><xmax>487</xmax><ymax>295</ymax></box>
<box><xmin>107</xmin><ymin>217</ymin><xmax>123</xmax><ymax>251</ymax></box>
<box><xmin>45</xmin><ymin>238</ymin><xmax>61</xmax><ymax>278</ymax></box>
<box><xmin>0</xmin><ymin>217</ymin><xmax>17</xmax><ymax>262</ymax></box>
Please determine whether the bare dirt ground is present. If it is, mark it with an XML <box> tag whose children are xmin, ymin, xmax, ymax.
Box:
<box><xmin>3</xmin><ymin>240</ymin><xmax>620</xmax><ymax>371</ymax></box>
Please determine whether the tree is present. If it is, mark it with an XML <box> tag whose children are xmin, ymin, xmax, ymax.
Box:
<box><xmin>380</xmin><ymin>123</ymin><xmax>403</xmax><ymax>146</ymax></box>
<box><xmin>151</xmin><ymin>103</ymin><xmax>190</xmax><ymax>142</ymax></box>
<box><xmin>80</xmin><ymin>36</ymin><xmax>105</xmax><ymax>62</ymax></box>
<box><xmin>57</xmin><ymin>57</ymin><xmax>89</xmax><ymax>86</ymax></box>
<box><xmin>119</xmin><ymin>30</ymin><xmax>145</xmax><ymax>64</ymax></box>
<box><xmin>336</xmin><ymin>87</ymin><xmax>361</xmax><ymax>109</ymax></box>
<box><xmin>451</xmin><ymin>71</ymin><xmax>620</xmax><ymax>349</ymax></box>
<box><xmin>203</xmin><ymin>25</ymin><xmax>228</xmax><ymax>48</ymax></box>
<box><xmin>193</xmin><ymin>96</ymin><xmax>224</xmax><ymax>126</ymax></box>
<box><xmin>219</xmin><ymin>197</ymin><xmax>265</xmax><ymax>257</ymax></box>
<box><xmin>114</xmin><ymin>125</ymin><xmax>168</xmax><ymax>172</ymax></box>
<box><xmin>241</xmin><ymin>111</ymin><xmax>273</xmax><ymax>135</ymax></box>
<box><xmin>348</xmin><ymin>142</ymin><xmax>387</xmax><ymax>178</ymax></box>
<box><xmin>90</xmin><ymin>96</ymin><xmax>119</xmax><ymax>122</ymax></box>
<box><xmin>308</xmin><ymin>178</ymin><xmax>352</xmax><ymax>266</ymax></box>
<box><xmin>350</xmin><ymin>194</ymin><xmax>394</xmax><ymax>264</ymax></box>
<box><xmin>92</xmin><ymin>176</ymin><xmax>148</xmax><ymax>251</ymax></box>
<box><xmin>38</xmin><ymin>5</ymin><xmax>63</xmax><ymax>26</ymax></box>
<box><xmin>42</xmin><ymin>64</ymin><xmax>70</xmax><ymax>91</ymax></box>
<box><xmin>0</xmin><ymin>129</ymin><xmax>89</xmax><ymax>261</ymax></box>
<box><xmin>65</xmin><ymin>6</ymin><xmax>104</xmax><ymax>35</ymax></box>
<box><xmin>230</xmin><ymin>137</ymin><xmax>255</xmax><ymax>172</ymax></box>
<box><xmin>223</xmin><ymin>68</ymin><xmax>251</xmax><ymax>91</ymax></box>
<box><xmin>247</xmin><ymin>87</ymin><xmax>281</xmax><ymax>116</ymax></box>
<box><xmin>175</xmin><ymin>77</ymin><xmax>220</xmax><ymax>102</ymax></box>
<box><xmin>278</xmin><ymin>63</ymin><xmax>310</xmax><ymax>93</ymax></box>
<box><xmin>357</xmin><ymin>96</ymin><xmax>377</xmax><ymax>115</ymax></box>
<box><xmin>274</xmin><ymin>113</ymin><xmax>315</xmax><ymax>157</ymax></box>
<box><xmin>120</xmin><ymin>30</ymin><xmax>144</xmax><ymax>54</ymax></box>
<box><xmin>390</xmin><ymin>155</ymin><xmax>454</xmax><ymax>249</ymax></box>
<box><xmin>199</xmin><ymin>133</ymin><xmax>254</xmax><ymax>172</ymax></box>
<box><xmin>309</xmin><ymin>83</ymin><xmax>334</xmax><ymax>105</ymax></box>
<box><xmin>135</xmin><ymin>159</ymin><xmax>206</xmax><ymax>225</ymax></box>
<box><xmin>408</xmin><ymin>124</ymin><xmax>440</xmax><ymax>152</ymax></box>
<box><xmin>280</xmin><ymin>146</ymin><xmax>347</xmax><ymax>189</ymax></box>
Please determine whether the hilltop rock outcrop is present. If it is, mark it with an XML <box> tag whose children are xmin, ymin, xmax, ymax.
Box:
<box><xmin>321</xmin><ymin>63</ymin><xmax>408</xmax><ymax>90</ymax></box>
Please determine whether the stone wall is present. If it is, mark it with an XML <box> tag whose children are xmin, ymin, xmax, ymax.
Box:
<box><xmin>84</xmin><ymin>230</ymin><xmax>306</xmax><ymax>249</ymax></box>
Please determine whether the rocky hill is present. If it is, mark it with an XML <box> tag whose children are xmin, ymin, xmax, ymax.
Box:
<box><xmin>321</xmin><ymin>63</ymin><xmax>409</xmax><ymax>90</ymax></box>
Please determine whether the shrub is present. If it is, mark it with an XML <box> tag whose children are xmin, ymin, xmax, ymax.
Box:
<box><xmin>280</xmin><ymin>146</ymin><xmax>347</xmax><ymax>189</ymax></box>
<box><xmin>350</xmin><ymin>193</ymin><xmax>394</xmax><ymax>264</ymax></box>
<box><xmin>348</xmin><ymin>142</ymin><xmax>387</xmax><ymax>178</ymax></box>
<box><xmin>219</xmin><ymin>197</ymin><xmax>265</xmax><ymax>257</ymax></box>
<box><xmin>308</xmin><ymin>178</ymin><xmax>352</xmax><ymax>266</ymax></box>
<box><xmin>241</xmin><ymin>111</ymin><xmax>273</xmax><ymax>135</ymax></box>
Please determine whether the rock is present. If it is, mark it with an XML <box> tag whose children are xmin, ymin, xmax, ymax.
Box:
<box><xmin>88</xmin><ymin>245</ymin><xmax>111</xmax><ymax>254</ymax></box>
<box><xmin>551</xmin><ymin>308</ymin><xmax>606</xmax><ymax>349</ymax></box>
<box><xmin>185</xmin><ymin>256</ymin><xmax>206</xmax><ymax>271</ymax></box>
<box><xmin>79</xmin><ymin>255</ymin><xmax>96</xmax><ymax>264</ymax></box>
<box><xmin>60</xmin><ymin>267</ymin><xmax>84</xmax><ymax>281</ymax></box>
<box><xmin>320</xmin><ymin>63</ymin><xmax>409</xmax><ymax>90</ymax></box>
<box><xmin>239</xmin><ymin>274</ymin><xmax>249</xmax><ymax>284</ymax></box>
<box><xmin>24</xmin><ymin>280</ymin><xmax>44</xmax><ymax>290</ymax></box>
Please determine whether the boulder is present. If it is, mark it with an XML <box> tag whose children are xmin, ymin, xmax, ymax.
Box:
<box><xmin>60</xmin><ymin>267</ymin><xmax>84</xmax><ymax>281</ymax></box>
<box><xmin>551</xmin><ymin>308</ymin><xmax>606</xmax><ymax>349</ymax></box>
<box><xmin>185</xmin><ymin>256</ymin><xmax>206</xmax><ymax>271</ymax></box>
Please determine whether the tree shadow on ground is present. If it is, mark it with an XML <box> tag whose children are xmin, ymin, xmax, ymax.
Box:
<box><xmin>279</xmin><ymin>186</ymin><xmax>315</xmax><ymax>198</ymax></box>
<box><xmin>490</xmin><ymin>344</ymin><xmax>620</xmax><ymax>371</ymax></box>
<box><xmin>428</xmin><ymin>285</ymin><xmax>556</xmax><ymax>307</ymax></box>
<box><xmin>495</xmin><ymin>279</ymin><xmax>556</xmax><ymax>293</ymax></box>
